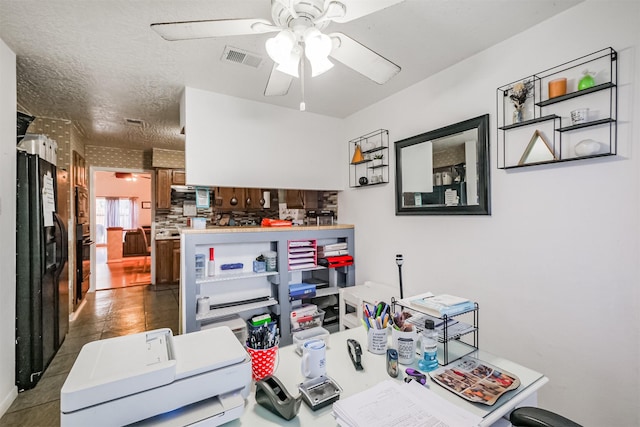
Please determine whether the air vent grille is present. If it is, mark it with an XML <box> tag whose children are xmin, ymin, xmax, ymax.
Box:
<box><xmin>221</xmin><ymin>46</ymin><xmax>263</xmax><ymax>69</ymax></box>
<box><xmin>124</xmin><ymin>118</ymin><xmax>145</xmax><ymax>128</ymax></box>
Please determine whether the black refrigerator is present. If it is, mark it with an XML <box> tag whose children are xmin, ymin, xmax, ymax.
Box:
<box><xmin>15</xmin><ymin>150</ymin><xmax>69</xmax><ymax>391</ymax></box>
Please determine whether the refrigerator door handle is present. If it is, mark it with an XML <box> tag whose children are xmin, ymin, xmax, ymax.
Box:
<box><xmin>53</xmin><ymin>212</ymin><xmax>68</xmax><ymax>279</ymax></box>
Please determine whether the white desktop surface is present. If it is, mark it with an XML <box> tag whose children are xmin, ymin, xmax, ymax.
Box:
<box><xmin>227</xmin><ymin>327</ymin><xmax>548</xmax><ymax>426</ymax></box>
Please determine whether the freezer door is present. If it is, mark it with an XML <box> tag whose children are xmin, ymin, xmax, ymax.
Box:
<box><xmin>15</xmin><ymin>152</ymin><xmax>64</xmax><ymax>390</ymax></box>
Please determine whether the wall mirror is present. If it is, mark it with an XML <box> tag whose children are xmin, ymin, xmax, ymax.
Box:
<box><xmin>395</xmin><ymin>114</ymin><xmax>491</xmax><ymax>215</ymax></box>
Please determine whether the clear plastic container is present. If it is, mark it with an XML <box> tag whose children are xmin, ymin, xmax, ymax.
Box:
<box><xmin>293</xmin><ymin>326</ymin><xmax>330</xmax><ymax>355</ymax></box>
<box><xmin>263</xmin><ymin>251</ymin><xmax>277</xmax><ymax>271</ymax></box>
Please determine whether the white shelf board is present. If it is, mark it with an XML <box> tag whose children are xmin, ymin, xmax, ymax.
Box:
<box><xmin>196</xmin><ymin>298</ymin><xmax>277</xmax><ymax>322</ymax></box>
<box><xmin>315</xmin><ymin>287</ymin><xmax>340</xmax><ymax>298</ymax></box>
<box><xmin>196</xmin><ymin>271</ymin><xmax>278</xmax><ymax>284</ymax></box>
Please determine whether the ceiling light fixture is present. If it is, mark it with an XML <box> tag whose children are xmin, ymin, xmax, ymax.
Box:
<box><xmin>303</xmin><ymin>28</ymin><xmax>334</xmax><ymax>77</ymax></box>
<box><xmin>265</xmin><ymin>25</ymin><xmax>334</xmax><ymax>80</ymax></box>
<box><xmin>115</xmin><ymin>172</ymin><xmax>137</xmax><ymax>181</ymax></box>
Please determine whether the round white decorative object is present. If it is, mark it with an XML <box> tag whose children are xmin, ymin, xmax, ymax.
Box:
<box><xmin>575</xmin><ymin>139</ymin><xmax>602</xmax><ymax>157</ymax></box>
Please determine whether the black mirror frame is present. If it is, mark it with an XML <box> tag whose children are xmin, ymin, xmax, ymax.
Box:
<box><xmin>395</xmin><ymin>114</ymin><xmax>491</xmax><ymax>215</ymax></box>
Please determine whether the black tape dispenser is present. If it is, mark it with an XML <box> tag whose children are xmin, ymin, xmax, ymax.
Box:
<box><xmin>255</xmin><ymin>375</ymin><xmax>302</xmax><ymax>421</ymax></box>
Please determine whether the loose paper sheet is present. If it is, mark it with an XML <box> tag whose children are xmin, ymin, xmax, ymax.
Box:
<box><xmin>333</xmin><ymin>379</ymin><xmax>481</xmax><ymax>427</ymax></box>
<box><xmin>42</xmin><ymin>172</ymin><xmax>55</xmax><ymax>227</ymax></box>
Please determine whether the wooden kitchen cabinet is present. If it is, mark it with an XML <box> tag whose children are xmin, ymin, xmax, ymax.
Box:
<box><xmin>216</xmin><ymin>187</ymin><xmax>244</xmax><ymax>210</ymax></box>
<box><xmin>172</xmin><ymin>170</ymin><xmax>186</xmax><ymax>185</ymax></box>
<box><xmin>156</xmin><ymin>239</ymin><xmax>181</xmax><ymax>284</ymax></box>
<box><xmin>285</xmin><ymin>190</ymin><xmax>318</xmax><ymax>209</ymax></box>
<box><xmin>244</xmin><ymin>188</ymin><xmax>263</xmax><ymax>210</ymax></box>
<box><xmin>172</xmin><ymin>240</ymin><xmax>181</xmax><ymax>283</ymax></box>
<box><xmin>155</xmin><ymin>239</ymin><xmax>173</xmax><ymax>284</ymax></box>
<box><xmin>156</xmin><ymin>169</ymin><xmax>172</xmax><ymax>210</ymax></box>
<box><xmin>156</xmin><ymin>169</ymin><xmax>186</xmax><ymax>210</ymax></box>
<box><xmin>214</xmin><ymin>187</ymin><xmax>273</xmax><ymax>210</ymax></box>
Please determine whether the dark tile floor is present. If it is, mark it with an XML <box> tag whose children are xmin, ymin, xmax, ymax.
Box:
<box><xmin>0</xmin><ymin>284</ymin><xmax>179</xmax><ymax>427</ymax></box>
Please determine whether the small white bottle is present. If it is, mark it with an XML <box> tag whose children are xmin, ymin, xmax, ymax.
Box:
<box><xmin>418</xmin><ymin>319</ymin><xmax>438</xmax><ymax>372</ymax></box>
<box><xmin>207</xmin><ymin>247</ymin><xmax>215</xmax><ymax>277</ymax></box>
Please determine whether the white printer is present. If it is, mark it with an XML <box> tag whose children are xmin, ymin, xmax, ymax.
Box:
<box><xmin>60</xmin><ymin>327</ymin><xmax>252</xmax><ymax>426</ymax></box>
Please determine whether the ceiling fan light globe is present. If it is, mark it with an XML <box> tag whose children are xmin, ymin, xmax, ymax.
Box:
<box><xmin>265</xmin><ymin>30</ymin><xmax>296</xmax><ymax>64</ymax></box>
<box><xmin>276</xmin><ymin>53</ymin><xmax>301</xmax><ymax>78</ymax></box>
<box><xmin>303</xmin><ymin>28</ymin><xmax>332</xmax><ymax>56</ymax></box>
<box><xmin>309</xmin><ymin>56</ymin><xmax>334</xmax><ymax>77</ymax></box>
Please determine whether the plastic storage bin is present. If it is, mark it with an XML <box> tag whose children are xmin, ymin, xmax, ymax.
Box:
<box><xmin>291</xmin><ymin>309</ymin><xmax>325</xmax><ymax>332</ymax></box>
<box><xmin>293</xmin><ymin>327</ymin><xmax>330</xmax><ymax>355</ymax></box>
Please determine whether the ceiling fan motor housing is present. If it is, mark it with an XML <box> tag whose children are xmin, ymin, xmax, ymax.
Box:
<box><xmin>271</xmin><ymin>0</ymin><xmax>332</xmax><ymax>34</ymax></box>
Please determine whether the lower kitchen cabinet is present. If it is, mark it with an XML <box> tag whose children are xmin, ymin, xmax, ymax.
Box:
<box><xmin>172</xmin><ymin>241</ymin><xmax>181</xmax><ymax>283</ymax></box>
<box><xmin>156</xmin><ymin>239</ymin><xmax>180</xmax><ymax>284</ymax></box>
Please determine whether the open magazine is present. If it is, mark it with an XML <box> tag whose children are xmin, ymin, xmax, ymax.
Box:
<box><xmin>429</xmin><ymin>356</ymin><xmax>520</xmax><ymax>405</ymax></box>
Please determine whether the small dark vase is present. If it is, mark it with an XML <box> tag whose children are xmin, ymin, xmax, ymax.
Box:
<box><xmin>359</xmin><ymin>176</ymin><xmax>368</xmax><ymax>186</ymax></box>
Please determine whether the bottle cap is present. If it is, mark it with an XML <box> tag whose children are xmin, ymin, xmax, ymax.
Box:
<box><xmin>209</xmin><ymin>247</ymin><xmax>215</xmax><ymax>260</ymax></box>
<box><xmin>424</xmin><ymin>319</ymin><xmax>435</xmax><ymax>330</ymax></box>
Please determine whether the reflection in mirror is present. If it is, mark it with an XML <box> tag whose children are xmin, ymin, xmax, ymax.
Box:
<box><xmin>395</xmin><ymin>114</ymin><xmax>490</xmax><ymax>215</ymax></box>
<box><xmin>519</xmin><ymin>130</ymin><xmax>556</xmax><ymax>165</ymax></box>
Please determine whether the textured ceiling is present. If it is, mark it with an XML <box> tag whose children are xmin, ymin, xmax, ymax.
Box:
<box><xmin>0</xmin><ymin>0</ymin><xmax>581</xmax><ymax>151</ymax></box>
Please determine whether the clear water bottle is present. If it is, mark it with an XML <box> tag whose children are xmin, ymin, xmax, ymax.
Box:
<box><xmin>418</xmin><ymin>319</ymin><xmax>438</xmax><ymax>372</ymax></box>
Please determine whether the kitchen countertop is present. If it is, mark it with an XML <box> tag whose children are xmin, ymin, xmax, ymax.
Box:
<box><xmin>154</xmin><ymin>234</ymin><xmax>181</xmax><ymax>240</ymax></box>
<box><xmin>181</xmin><ymin>224</ymin><xmax>354</xmax><ymax>234</ymax></box>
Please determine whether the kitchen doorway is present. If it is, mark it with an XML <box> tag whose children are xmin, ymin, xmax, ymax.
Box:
<box><xmin>92</xmin><ymin>169</ymin><xmax>152</xmax><ymax>290</ymax></box>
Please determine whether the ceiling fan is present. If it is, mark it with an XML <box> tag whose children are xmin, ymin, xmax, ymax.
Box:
<box><xmin>114</xmin><ymin>172</ymin><xmax>151</xmax><ymax>181</ymax></box>
<box><xmin>151</xmin><ymin>0</ymin><xmax>404</xmax><ymax>104</ymax></box>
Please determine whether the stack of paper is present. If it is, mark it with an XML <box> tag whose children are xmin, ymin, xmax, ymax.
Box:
<box><xmin>332</xmin><ymin>380</ymin><xmax>481</xmax><ymax>427</ymax></box>
<box><xmin>318</xmin><ymin>242</ymin><xmax>348</xmax><ymax>257</ymax></box>
<box><xmin>407</xmin><ymin>292</ymin><xmax>476</xmax><ymax>317</ymax></box>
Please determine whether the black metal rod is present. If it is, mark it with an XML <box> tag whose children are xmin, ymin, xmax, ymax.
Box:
<box><xmin>395</xmin><ymin>254</ymin><xmax>404</xmax><ymax>299</ymax></box>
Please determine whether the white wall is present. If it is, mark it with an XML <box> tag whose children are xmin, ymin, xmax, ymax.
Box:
<box><xmin>0</xmin><ymin>38</ymin><xmax>17</xmax><ymax>417</ymax></box>
<box><xmin>183</xmin><ymin>88</ymin><xmax>344</xmax><ymax>191</ymax></box>
<box><xmin>339</xmin><ymin>2</ymin><xmax>639</xmax><ymax>426</ymax></box>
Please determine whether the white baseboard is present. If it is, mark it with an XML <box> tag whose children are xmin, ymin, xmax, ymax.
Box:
<box><xmin>0</xmin><ymin>386</ymin><xmax>17</xmax><ymax>418</ymax></box>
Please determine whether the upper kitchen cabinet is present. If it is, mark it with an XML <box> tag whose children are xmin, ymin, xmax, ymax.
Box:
<box><xmin>73</xmin><ymin>151</ymin><xmax>87</xmax><ymax>187</ymax></box>
<box><xmin>286</xmin><ymin>190</ymin><xmax>319</xmax><ymax>209</ymax></box>
<box><xmin>156</xmin><ymin>169</ymin><xmax>172</xmax><ymax>210</ymax></box>
<box><xmin>244</xmin><ymin>188</ymin><xmax>263</xmax><ymax>210</ymax></box>
<box><xmin>156</xmin><ymin>168</ymin><xmax>186</xmax><ymax>210</ymax></box>
<box><xmin>215</xmin><ymin>187</ymin><xmax>268</xmax><ymax>210</ymax></box>
<box><xmin>172</xmin><ymin>170</ymin><xmax>186</xmax><ymax>185</ymax></box>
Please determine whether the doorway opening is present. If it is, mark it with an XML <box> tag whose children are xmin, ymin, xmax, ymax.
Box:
<box><xmin>93</xmin><ymin>170</ymin><xmax>152</xmax><ymax>290</ymax></box>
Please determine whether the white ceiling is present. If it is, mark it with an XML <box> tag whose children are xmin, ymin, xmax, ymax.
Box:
<box><xmin>0</xmin><ymin>0</ymin><xmax>581</xmax><ymax>151</ymax></box>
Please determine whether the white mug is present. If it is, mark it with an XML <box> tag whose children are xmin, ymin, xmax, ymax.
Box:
<box><xmin>301</xmin><ymin>339</ymin><xmax>326</xmax><ymax>378</ymax></box>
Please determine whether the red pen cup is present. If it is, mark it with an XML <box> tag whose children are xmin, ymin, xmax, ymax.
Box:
<box><xmin>246</xmin><ymin>345</ymin><xmax>279</xmax><ymax>381</ymax></box>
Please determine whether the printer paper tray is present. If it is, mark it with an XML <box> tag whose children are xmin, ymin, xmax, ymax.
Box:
<box><xmin>61</xmin><ymin>356</ymin><xmax>251</xmax><ymax>427</ymax></box>
<box><xmin>131</xmin><ymin>390</ymin><xmax>245</xmax><ymax>427</ymax></box>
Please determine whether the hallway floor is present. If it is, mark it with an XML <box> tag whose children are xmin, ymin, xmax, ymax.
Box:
<box><xmin>0</xmin><ymin>284</ymin><xmax>179</xmax><ymax>426</ymax></box>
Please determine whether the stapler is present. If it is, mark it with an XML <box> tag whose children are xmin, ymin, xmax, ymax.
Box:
<box><xmin>347</xmin><ymin>339</ymin><xmax>363</xmax><ymax>371</ymax></box>
<box><xmin>255</xmin><ymin>375</ymin><xmax>302</xmax><ymax>420</ymax></box>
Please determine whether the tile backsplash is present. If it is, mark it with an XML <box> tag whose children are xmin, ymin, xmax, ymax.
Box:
<box><xmin>155</xmin><ymin>188</ymin><xmax>339</xmax><ymax>235</ymax></box>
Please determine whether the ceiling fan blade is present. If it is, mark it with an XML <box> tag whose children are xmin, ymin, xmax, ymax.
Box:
<box><xmin>328</xmin><ymin>32</ymin><xmax>400</xmax><ymax>84</ymax></box>
<box><xmin>151</xmin><ymin>18</ymin><xmax>278</xmax><ymax>41</ymax></box>
<box><xmin>329</xmin><ymin>0</ymin><xmax>405</xmax><ymax>23</ymax></box>
<box><xmin>264</xmin><ymin>64</ymin><xmax>294</xmax><ymax>96</ymax></box>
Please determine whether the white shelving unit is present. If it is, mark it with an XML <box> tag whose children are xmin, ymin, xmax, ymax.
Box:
<box><xmin>180</xmin><ymin>226</ymin><xmax>355</xmax><ymax>346</ymax></box>
<box><xmin>339</xmin><ymin>281</ymin><xmax>397</xmax><ymax>331</ymax></box>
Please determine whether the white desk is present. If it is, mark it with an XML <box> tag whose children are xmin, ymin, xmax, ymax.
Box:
<box><xmin>227</xmin><ymin>327</ymin><xmax>548</xmax><ymax>426</ymax></box>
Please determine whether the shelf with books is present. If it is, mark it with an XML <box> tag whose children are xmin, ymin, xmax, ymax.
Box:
<box><xmin>393</xmin><ymin>293</ymin><xmax>479</xmax><ymax>365</ymax></box>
